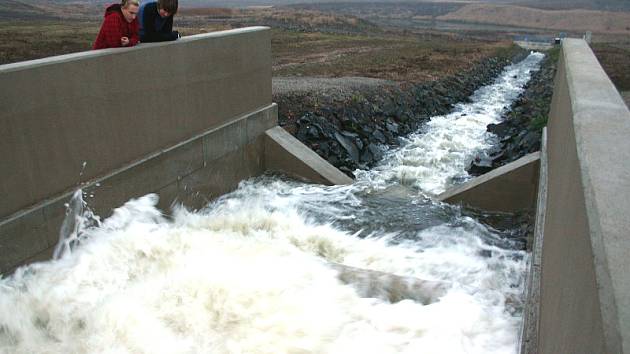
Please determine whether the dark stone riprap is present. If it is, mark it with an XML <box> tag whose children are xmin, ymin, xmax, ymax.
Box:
<box><xmin>276</xmin><ymin>48</ymin><xmax>529</xmax><ymax>177</ymax></box>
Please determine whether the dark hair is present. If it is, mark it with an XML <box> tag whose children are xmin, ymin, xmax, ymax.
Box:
<box><xmin>158</xmin><ymin>0</ymin><xmax>178</xmax><ymax>15</ymax></box>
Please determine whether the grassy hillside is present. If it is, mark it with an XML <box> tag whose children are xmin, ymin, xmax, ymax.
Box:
<box><xmin>592</xmin><ymin>43</ymin><xmax>630</xmax><ymax>92</ymax></box>
<box><xmin>510</xmin><ymin>0</ymin><xmax>630</xmax><ymax>11</ymax></box>
<box><xmin>288</xmin><ymin>2</ymin><xmax>467</xmax><ymax>19</ymax></box>
<box><xmin>438</xmin><ymin>4</ymin><xmax>630</xmax><ymax>34</ymax></box>
<box><xmin>0</xmin><ymin>0</ymin><xmax>50</xmax><ymax>19</ymax></box>
<box><xmin>0</xmin><ymin>2</ymin><xmax>517</xmax><ymax>85</ymax></box>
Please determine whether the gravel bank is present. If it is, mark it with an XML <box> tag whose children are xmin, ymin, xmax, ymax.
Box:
<box><xmin>273</xmin><ymin>77</ymin><xmax>399</xmax><ymax>98</ymax></box>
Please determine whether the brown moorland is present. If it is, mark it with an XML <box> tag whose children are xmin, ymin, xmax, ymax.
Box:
<box><xmin>0</xmin><ymin>5</ymin><xmax>517</xmax><ymax>84</ymax></box>
<box><xmin>438</xmin><ymin>4</ymin><xmax>630</xmax><ymax>34</ymax></box>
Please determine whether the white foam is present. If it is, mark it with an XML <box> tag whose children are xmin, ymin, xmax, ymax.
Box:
<box><xmin>0</xmin><ymin>191</ymin><xmax>526</xmax><ymax>354</ymax></box>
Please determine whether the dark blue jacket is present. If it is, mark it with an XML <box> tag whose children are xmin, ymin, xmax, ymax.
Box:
<box><xmin>139</xmin><ymin>2</ymin><xmax>178</xmax><ymax>42</ymax></box>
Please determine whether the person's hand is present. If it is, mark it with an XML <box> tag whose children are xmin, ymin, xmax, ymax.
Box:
<box><xmin>121</xmin><ymin>37</ymin><xmax>130</xmax><ymax>46</ymax></box>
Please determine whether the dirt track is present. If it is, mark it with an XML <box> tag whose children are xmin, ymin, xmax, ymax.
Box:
<box><xmin>272</xmin><ymin>76</ymin><xmax>398</xmax><ymax>98</ymax></box>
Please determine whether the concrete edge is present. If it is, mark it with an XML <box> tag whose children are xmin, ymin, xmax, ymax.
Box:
<box><xmin>437</xmin><ymin>152</ymin><xmax>540</xmax><ymax>213</ymax></box>
<box><xmin>564</xmin><ymin>39</ymin><xmax>629</xmax><ymax>353</ymax></box>
<box><xmin>263</xmin><ymin>126</ymin><xmax>354</xmax><ymax>186</ymax></box>
<box><xmin>439</xmin><ymin>152</ymin><xmax>540</xmax><ymax>201</ymax></box>
<box><xmin>0</xmin><ymin>26</ymin><xmax>270</xmax><ymax>73</ymax></box>
<box><xmin>520</xmin><ymin>128</ymin><xmax>548</xmax><ymax>354</ymax></box>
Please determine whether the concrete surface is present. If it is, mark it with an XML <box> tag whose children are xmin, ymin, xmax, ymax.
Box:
<box><xmin>330</xmin><ymin>263</ymin><xmax>449</xmax><ymax>305</ymax></box>
<box><xmin>438</xmin><ymin>152</ymin><xmax>540</xmax><ymax>213</ymax></box>
<box><xmin>621</xmin><ymin>91</ymin><xmax>630</xmax><ymax>108</ymax></box>
<box><xmin>515</xmin><ymin>41</ymin><xmax>554</xmax><ymax>51</ymax></box>
<box><xmin>534</xmin><ymin>39</ymin><xmax>630</xmax><ymax>354</ymax></box>
<box><xmin>0</xmin><ymin>27</ymin><xmax>271</xmax><ymax>220</ymax></box>
<box><xmin>265</xmin><ymin>126</ymin><xmax>353</xmax><ymax>185</ymax></box>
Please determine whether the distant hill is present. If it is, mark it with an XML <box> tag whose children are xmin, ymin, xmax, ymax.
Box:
<box><xmin>438</xmin><ymin>4</ymin><xmax>630</xmax><ymax>34</ymax></box>
<box><xmin>490</xmin><ymin>0</ymin><xmax>630</xmax><ymax>12</ymax></box>
<box><xmin>0</xmin><ymin>0</ymin><xmax>49</xmax><ymax>19</ymax></box>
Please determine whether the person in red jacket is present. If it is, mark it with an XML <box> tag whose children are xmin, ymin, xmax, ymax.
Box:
<box><xmin>92</xmin><ymin>0</ymin><xmax>140</xmax><ymax>50</ymax></box>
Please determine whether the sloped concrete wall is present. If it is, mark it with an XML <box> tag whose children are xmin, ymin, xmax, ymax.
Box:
<box><xmin>533</xmin><ymin>39</ymin><xmax>630</xmax><ymax>354</ymax></box>
<box><xmin>438</xmin><ymin>152</ymin><xmax>540</xmax><ymax>213</ymax></box>
<box><xmin>265</xmin><ymin>127</ymin><xmax>353</xmax><ymax>186</ymax></box>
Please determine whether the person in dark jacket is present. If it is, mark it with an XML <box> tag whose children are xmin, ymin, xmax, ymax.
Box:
<box><xmin>92</xmin><ymin>0</ymin><xmax>140</xmax><ymax>50</ymax></box>
<box><xmin>138</xmin><ymin>0</ymin><xmax>180</xmax><ymax>43</ymax></box>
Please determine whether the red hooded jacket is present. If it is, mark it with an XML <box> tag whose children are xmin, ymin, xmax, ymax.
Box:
<box><xmin>92</xmin><ymin>4</ymin><xmax>139</xmax><ymax>50</ymax></box>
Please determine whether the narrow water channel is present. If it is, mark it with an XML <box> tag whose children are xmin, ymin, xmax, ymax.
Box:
<box><xmin>0</xmin><ymin>53</ymin><xmax>544</xmax><ymax>354</ymax></box>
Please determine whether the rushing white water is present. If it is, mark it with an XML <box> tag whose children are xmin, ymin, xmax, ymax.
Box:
<box><xmin>363</xmin><ymin>52</ymin><xmax>545</xmax><ymax>195</ymax></box>
<box><xmin>0</xmin><ymin>53</ymin><xmax>543</xmax><ymax>354</ymax></box>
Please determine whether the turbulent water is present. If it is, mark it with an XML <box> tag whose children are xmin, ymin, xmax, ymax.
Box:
<box><xmin>0</xmin><ymin>52</ymin><xmax>544</xmax><ymax>354</ymax></box>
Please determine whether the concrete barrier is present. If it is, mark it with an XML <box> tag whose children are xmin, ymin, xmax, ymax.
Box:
<box><xmin>438</xmin><ymin>152</ymin><xmax>540</xmax><ymax>213</ymax></box>
<box><xmin>0</xmin><ymin>27</ymin><xmax>272</xmax><ymax>219</ymax></box>
<box><xmin>265</xmin><ymin>126</ymin><xmax>353</xmax><ymax>185</ymax></box>
<box><xmin>526</xmin><ymin>39</ymin><xmax>630</xmax><ymax>354</ymax></box>
<box><xmin>0</xmin><ymin>27</ymin><xmax>350</xmax><ymax>275</ymax></box>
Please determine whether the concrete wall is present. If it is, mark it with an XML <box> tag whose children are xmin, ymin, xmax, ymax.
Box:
<box><xmin>0</xmin><ymin>27</ymin><xmax>271</xmax><ymax>220</ymax></box>
<box><xmin>438</xmin><ymin>152</ymin><xmax>540</xmax><ymax>213</ymax></box>
<box><xmin>265</xmin><ymin>127</ymin><xmax>353</xmax><ymax>186</ymax></box>
<box><xmin>514</xmin><ymin>41</ymin><xmax>554</xmax><ymax>51</ymax></box>
<box><xmin>0</xmin><ymin>27</ymin><xmax>350</xmax><ymax>275</ymax></box>
<box><xmin>532</xmin><ymin>39</ymin><xmax>630</xmax><ymax>354</ymax></box>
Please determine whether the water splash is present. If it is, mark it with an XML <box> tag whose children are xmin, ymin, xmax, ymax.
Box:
<box><xmin>52</xmin><ymin>190</ymin><xmax>101</xmax><ymax>260</ymax></box>
<box><xmin>0</xmin><ymin>191</ymin><xmax>526</xmax><ymax>354</ymax></box>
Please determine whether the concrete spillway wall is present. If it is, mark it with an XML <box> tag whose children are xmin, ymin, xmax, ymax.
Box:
<box><xmin>0</xmin><ymin>27</ymin><xmax>350</xmax><ymax>275</ymax></box>
<box><xmin>522</xmin><ymin>39</ymin><xmax>630</xmax><ymax>353</ymax></box>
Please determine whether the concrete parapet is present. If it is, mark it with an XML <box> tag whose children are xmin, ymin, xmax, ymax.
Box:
<box><xmin>533</xmin><ymin>39</ymin><xmax>630</xmax><ymax>354</ymax></box>
<box><xmin>437</xmin><ymin>152</ymin><xmax>540</xmax><ymax>213</ymax></box>
<box><xmin>0</xmin><ymin>27</ymin><xmax>272</xmax><ymax>220</ymax></box>
<box><xmin>264</xmin><ymin>126</ymin><xmax>353</xmax><ymax>185</ymax></box>
<box><xmin>514</xmin><ymin>41</ymin><xmax>554</xmax><ymax>51</ymax></box>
